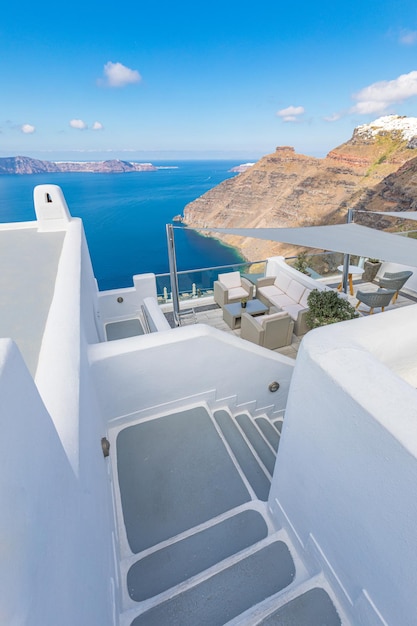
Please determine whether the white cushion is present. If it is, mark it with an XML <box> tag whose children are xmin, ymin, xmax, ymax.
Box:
<box><xmin>299</xmin><ymin>288</ymin><xmax>311</xmax><ymax>308</ymax></box>
<box><xmin>261</xmin><ymin>311</ymin><xmax>289</xmax><ymax>327</ymax></box>
<box><xmin>274</xmin><ymin>273</ymin><xmax>291</xmax><ymax>292</ymax></box>
<box><xmin>228</xmin><ymin>286</ymin><xmax>249</xmax><ymax>299</ymax></box>
<box><xmin>268</xmin><ymin>294</ymin><xmax>295</xmax><ymax>307</ymax></box>
<box><xmin>281</xmin><ymin>303</ymin><xmax>304</xmax><ymax>320</ymax></box>
<box><xmin>286</xmin><ymin>280</ymin><xmax>306</xmax><ymax>303</ymax></box>
<box><xmin>219</xmin><ymin>271</ymin><xmax>241</xmax><ymax>289</ymax></box>
<box><xmin>258</xmin><ymin>285</ymin><xmax>283</xmax><ymax>299</ymax></box>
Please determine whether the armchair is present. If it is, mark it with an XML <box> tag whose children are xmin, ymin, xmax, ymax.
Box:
<box><xmin>213</xmin><ymin>271</ymin><xmax>255</xmax><ymax>307</ymax></box>
<box><xmin>240</xmin><ymin>311</ymin><xmax>294</xmax><ymax>350</ymax></box>
<box><xmin>355</xmin><ymin>288</ymin><xmax>396</xmax><ymax>314</ymax></box>
<box><xmin>375</xmin><ymin>271</ymin><xmax>413</xmax><ymax>303</ymax></box>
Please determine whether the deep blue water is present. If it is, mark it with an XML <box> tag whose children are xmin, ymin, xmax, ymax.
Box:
<box><xmin>0</xmin><ymin>161</ymin><xmax>246</xmax><ymax>290</ymax></box>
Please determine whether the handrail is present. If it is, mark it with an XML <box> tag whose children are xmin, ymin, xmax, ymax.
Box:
<box><xmin>140</xmin><ymin>304</ymin><xmax>152</xmax><ymax>334</ymax></box>
<box><xmin>155</xmin><ymin>259</ymin><xmax>268</xmax><ymax>279</ymax></box>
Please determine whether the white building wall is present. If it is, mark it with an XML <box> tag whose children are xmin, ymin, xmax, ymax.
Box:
<box><xmin>0</xmin><ymin>340</ymin><xmax>116</xmax><ymax>626</ymax></box>
<box><xmin>0</xmin><ymin>188</ymin><xmax>120</xmax><ymax>625</ymax></box>
<box><xmin>97</xmin><ymin>273</ymin><xmax>157</xmax><ymax>326</ymax></box>
<box><xmin>268</xmin><ymin>309</ymin><xmax>417</xmax><ymax>625</ymax></box>
<box><xmin>88</xmin><ymin>325</ymin><xmax>295</xmax><ymax>423</ymax></box>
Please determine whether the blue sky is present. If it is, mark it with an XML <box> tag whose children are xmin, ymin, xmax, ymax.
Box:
<box><xmin>1</xmin><ymin>0</ymin><xmax>417</xmax><ymax>160</ymax></box>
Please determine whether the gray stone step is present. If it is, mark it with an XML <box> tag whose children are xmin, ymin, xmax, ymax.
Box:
<box><xmin>117</xmin><ymin>407</ymin><xmax>251</xmax><ymax>553</ymax></box>
<box><xmin>213</xmin><ymin>410</ymin><xmax>271</xmax><ymax>501</ymax></box>
<box><xmin>236</xmin><ymin>413</ymin><xmax>277</xmax><ymax>475</ymax></box>
<box><xmin>273</xmin><ymin>419</ymin><xmax>283</xmax><ymax>434</ymax></box>
<box><xmin>127</xmin><ymin>509</ymin><xmax>268</xmax><ymax>601</ymax></box>
<box><xmin>130</xmin><ymin>541</ymin><xmax>295</xmax><ymax>626</ymax></box>
<box><xmin>257</xmin><ymin>587</ymin><xmax>342</xmax><ymax>625</ymax></box>
<box><xmin>255</xmin><ymin>416</ymin><xmax>281</xmax><ymax>452</ymax></box>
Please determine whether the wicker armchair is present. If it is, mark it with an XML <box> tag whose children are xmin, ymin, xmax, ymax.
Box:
<box><xmin>375</xmin><ymin>271</ymin><xmax>413</xmax><ymax>303</ymax></box>
<box><xmin>213</xmin><ymin>271</ymin><xmax>254</xmax><ymax>307</ymax></box>
<box><xmin>355</xmin><ymin>288</ymin><xmax>396</xmax><ymax>314</ymax></box>
<box><xmin>240</xmin><ymin>311</ymin><xmax>294</xmax><ymax>349</ymax></box>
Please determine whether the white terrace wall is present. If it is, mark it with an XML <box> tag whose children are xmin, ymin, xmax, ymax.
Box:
<box><xmin>97</xmin><ymin>273</ymin><xmax>157</xmax><ymax>326</ymax></box>
<box><xmin>268</xmin><ymin>307</ymin><xmax>417</xmax><ymax>625</ymax></box>
<box><xmin>88</xmin><ymin>324</ymin><xmax>295</xmax><ymax>423</ymax></box>
<box><xmin>0</xmin><ymin>340</ymin><xmax>116</xmax><ymax>626</ymax></box>
<box><xmin>265</xmin><ymin>255</ymin><xmax>330</xmax><ymax>291</ymax></box>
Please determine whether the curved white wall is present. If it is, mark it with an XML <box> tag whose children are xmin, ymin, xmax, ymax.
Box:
<box><xmin>269</xmin><ymin>308</ymin><xmax>417</xmax><ymax>625</ymax></box>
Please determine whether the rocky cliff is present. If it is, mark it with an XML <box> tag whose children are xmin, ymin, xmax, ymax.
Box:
<box><xmin>0</xmin><ymin>156</ymin><xmax>157</xmax><ymax>174</ymax></box>
<box><xmin>183</xmin><ymin>115</ymin><xmax>417</xmax><ymax>261</ymax></box>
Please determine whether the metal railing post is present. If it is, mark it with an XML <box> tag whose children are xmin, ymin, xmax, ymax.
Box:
<box><xmin>342</xmin><ymin>209</ymin><xmax>353</xmax><ymax>294</ymax></box>
<box><xmin>166</xmin><ymin>224</ymin><xmax>180</xmax><ymax>326</ymax></box>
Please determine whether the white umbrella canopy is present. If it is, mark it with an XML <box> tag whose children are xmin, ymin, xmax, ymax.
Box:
<box><xmin>199</xmin><ymin>223</ymin><xmax>417</xmax><ymax>267</ymax></box>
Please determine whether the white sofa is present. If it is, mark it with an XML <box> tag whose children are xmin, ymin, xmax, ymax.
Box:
<box><xmin>256</xmin><ymin>256</ymin><xmax>330</xmax><ymax>336</ymax></box>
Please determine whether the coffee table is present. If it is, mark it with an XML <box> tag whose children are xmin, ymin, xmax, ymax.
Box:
<box><xmin>223</xmin><ymin>299</ymin><xmax>268</xmax><ymax>330</ymax></box>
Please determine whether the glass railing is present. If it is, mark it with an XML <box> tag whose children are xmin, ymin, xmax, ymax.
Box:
<box><xmin>155</xmin><ymin>260</ymin><xmax>267</xmax><ymax>303</ymax></box>
<box><xmin>285</xmin><ymin>251</ymin><xmax>363</xmax><ymax>282</ymax></box>
<box><xmin>154</xmin><ymin>248</ymin><xmax>392</xmax><ymax>305</ymax></box>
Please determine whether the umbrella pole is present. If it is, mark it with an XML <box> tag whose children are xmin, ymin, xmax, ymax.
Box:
<box><xmin>342</xmin><ymin>209</ymin><xmax>354</xmax><ymax>294</ymax></box>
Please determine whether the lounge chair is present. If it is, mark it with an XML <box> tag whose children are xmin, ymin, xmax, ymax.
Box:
<box><xmin>355</xmin><ymin>288</ymin><xmax>396</xmax><ymax>314</ymax></box>
<box><xmin>375</xmin><ymin>270</ymin><xmax>413</xmax><ymax>303</ymax></box>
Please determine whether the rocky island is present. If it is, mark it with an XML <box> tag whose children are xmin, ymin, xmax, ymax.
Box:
<box><xmin>0</xmin><ymin>156</ymin><xmax>157</xmax><ymax>175</ymax></box>
<box><xmin>183</xmin><ymin>115</ymin><xmax>417</xmax><ymax>261</ymax></box>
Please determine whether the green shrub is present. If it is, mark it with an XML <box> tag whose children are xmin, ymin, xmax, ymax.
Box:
<box><xmin>293</xmin><ymin>252</ymin><xmax>310</xmax><ymax>275</ymax></box>
<box><xmin>306</xmin><ymin>289</ymin><xmax>359</xmax><ymax>329</ymax></box>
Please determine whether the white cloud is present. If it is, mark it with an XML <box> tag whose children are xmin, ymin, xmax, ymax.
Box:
<box><xmin>92</xmin><ymin>121</ymin><xmax>103</xmax><ymax>130</ymax></box>
<box><xmin>70</xmin><ymin>119</ymin><xmax>88</xmax><ymax>130</ymax></box>
<box><xmin>399</xmin><ymin>29</ymin><xmax>417</xmax><ymax>45</ymax></box>
<box><xmin>350</xmin><ymin>70</ymin><xmax>417</xmax><ymax>115</ymax></box>
<box><xmin>323</xmin><ymin>113</ymin><xmax>342</xmax><ymax>122</ymax></box>
<box><xmin>100</xmin><ymin>61</ymin><xmax>141</xmax><ymax>88</ymax></box>
<box><xmin>21</xmin><ymin>124</ymin><xmax>35</xmax><ymax>134</ymax></box>
<box><xmin>276</xmin><ymin>105</ymin><xmax>305</xmax><ymax>122</ymax></box>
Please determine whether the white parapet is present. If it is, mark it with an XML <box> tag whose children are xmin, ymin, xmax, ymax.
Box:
<box><xmin>268</xmin><ymin>304</ymin><xmax>417</xmax><ymax>625</ymax></box>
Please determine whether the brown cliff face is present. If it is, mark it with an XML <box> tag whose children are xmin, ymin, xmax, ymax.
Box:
<box><xmin>182</xmin><ymin>119</ymin><xmax>417</xmax><ymax>261</ymax></box>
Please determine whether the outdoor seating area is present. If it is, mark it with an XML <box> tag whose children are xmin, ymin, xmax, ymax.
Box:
<box><xmin>165</xmin><ymin>259</ymin><xmax>416</xmax><ymax>360</ymax></box>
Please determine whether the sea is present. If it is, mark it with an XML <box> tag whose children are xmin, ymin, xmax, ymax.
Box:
<box><xmin>0</xmin><ymin>160</ymin><xmax>248</xmax><ymax>290</ymax></box>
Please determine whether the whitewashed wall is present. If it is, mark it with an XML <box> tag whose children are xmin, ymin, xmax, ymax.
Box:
<box><xmin>88</xmin><ymin>325</ymin><xmax>295</xmax><ymax>423</ymax></box>
<box><xmin>0</xmin><ymin>340</ymin><xmax>116</xmax><ymax>626</ymax></box>
<box><xmin>0</xmin><ymin>185</ymin><xmax>120</xmax><ymax>625</ymax></box>
<box><xmin>268</xmin><ymin>307</ymin><xmax>417</xmax><ymax>625</ymax></box>
<box><xmin>98</xmin><ymin>273</ymin><xmax>157</xmax><ymax>325</ymax></box>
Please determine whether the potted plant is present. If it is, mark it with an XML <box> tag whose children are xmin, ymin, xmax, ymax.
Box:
<box><xmin>306</xmin><ymin>289</ymin><xmax>359</xmax><ymax>329</ymax></box>
<box><xmin>241</xmin><ymin>297</ymin><xmax>248</xmax><ymax>309</ymax></box>
<box><xmin>363</xmin><ymin>258</ymin><xmax>382</xmax><ymax>282</ymax></box>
